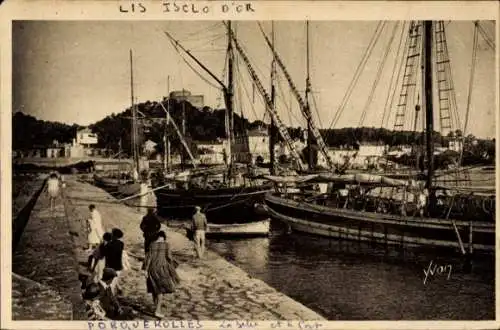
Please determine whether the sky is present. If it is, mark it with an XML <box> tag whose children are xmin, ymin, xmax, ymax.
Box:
<box><xmin>12</xmin><ymin>20</ymin><xmax>496</xmax><ymax>138</ymax></box>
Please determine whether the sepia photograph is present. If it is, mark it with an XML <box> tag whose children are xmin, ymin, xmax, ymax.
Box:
<box><xmin>4</xmin><ymin>2</ymin><xmax>498</xmax><ymax>327</ymax></box>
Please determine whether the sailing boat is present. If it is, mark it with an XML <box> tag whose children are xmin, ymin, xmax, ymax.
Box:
<box><xmin>94</xmin><ymin>50</ymin><xmax>144</xmax><ymax>202</ymax></box>
<box><xmin>154</xmin><ymin>21</ymin><xmax>274</xmax><ymax>237</ymax></box>
<box><xmin>263</xmin><ymin>21</ymin><xmax>495</xmax><ymax>254</ymax></box>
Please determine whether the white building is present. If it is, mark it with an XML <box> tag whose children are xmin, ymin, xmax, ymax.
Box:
<box><xmin>196</xmin><ymin>139</ymin><xmax>227</xmax><ymax>165</ymax></box>
<box><xmin>317</xmin><ymin>143</ymin><xmax>387</xmax><ymax>170</ymax></box>
<box><xmin>76</xmin><ymin>128</ymin><xmax>98</xmax><ymax>147</ymax></box>
<box><xmin>69</xmin><ymin>128</ymin><xmax>99</xmax><ymax>158</ymax></box>
<box><xmin>358</xmin><ymin>143</ymin><xmax>387</xmax><ymax>157</ymax></box>
<box><xmin>233</xmin><ymin>128</ymin><xmax>271</xmax><ymax>164</ymax></box>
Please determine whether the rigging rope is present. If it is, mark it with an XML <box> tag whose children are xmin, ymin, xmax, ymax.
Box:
<box><xmin>383</xmin><ymin>22</ymin><xmax>412</xmax><ymax>129</ymax></box>
<box><xmin>328</xmin><ymin>21</ymin><xmax>386</xmax><ymax>129</ymax></box>
<box><xmin>182</xmin><ymin>22</ymin><xmax>223</xmax><ymax>40</ymax></box>
<box><xmin>236</xmin><ymin>63</ymin><xmax>261</xmax><ymax>123</ymax></box>
<box><xmin>287</xmin><ymin>87</ymin><xmax>294</xmax><ymax>127</ymax></box>
<box><xmin>409</xmin><ymin>24</ymin><xmax>423</xmax><ymax>133</ymax></box>
<box><xmin>380</xmin><ymin>22</ymin><xmax>415</xmax><ymax>177</ymax></box>
<box><xmin>380</xmin><ymin>21</ymin><xmax>408</xmax><ymax>128</ymax></box>
<box><xmin>234</xmin><ymin>54</ymin><xmax>248</xmax><ymax>133</ymax></box>
<box><xmin>438</xmin><ymin>21</ymin><xmax>463</xmax><ymax>137</ymax></box>
<box><xmin>475</xmin><ymin>21</ymin><xmax>495</xmax><ymax>51</ymax></box>
<box><xmin>168</xmin><ymin>39</ymin><xmax>222</xmax><ymax>91</ymax></box>
<box><xmin>215</xmin><ymin>49</ymin><xmax>229</xmax><ymax>109</ymax></box>
<box><xmin>191</xmin><ymin>48</ymin><xmax>226</xmax><ymax>53</ymax></box>
<box><xmin>385</xmin><ymin>22</ymin><xmax>419</xmax><ymax>130</ymax></box>
<box><xmin>459</xmin><ymin>22</ymin><xmax>479</xmax><ymax>166</ymax></box>
<box><xmin>276</xmin><ymin>76</ymin><xmax>305</xmax><ymax>127</ymax></box>
<box><xmin>304</xmin><ymin>23</ymin><xmax>324</xmax><ymax>130</ymax></box>
<box><xmin>359</xmin><ymin>22</ymin><xmax>399</xmax><ymax>127</ymax></box>
<box><xmin>310</xmin><ymin>93</ymin><xmax>323</xmax><ymax>130</ymax></box>
<box><xmin>182</xmin><ymin>32</ymin><xmax>226</xmax><ymax>46</ymax></box>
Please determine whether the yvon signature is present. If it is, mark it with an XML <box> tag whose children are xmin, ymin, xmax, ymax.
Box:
<box><xmin>423</xmin><ymin>260</ymin><xmax>452</xmax><ymax>285</ymax></box>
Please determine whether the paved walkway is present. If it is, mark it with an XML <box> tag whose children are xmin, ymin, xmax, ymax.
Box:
<box><xmin>64</xmin><ymin>177</ymin><xmax>325</xmax><ymax>320</ymax></box>
<box><xmin>12</xmin><ymin>273</ymin><xmax>73</xmax><ymax>320</ymax></box>
<box><xmin>12</xmin><ymin>178</ymin><xmax>86</xmax><ymax>320</ymax></box>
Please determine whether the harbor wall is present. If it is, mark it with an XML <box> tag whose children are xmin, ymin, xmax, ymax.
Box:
<box><xmin>12</xmin><ymin>175</ymin><xmax>46</xmax><ymax>250</ymax></box>
<box><xmin>12</xmin><ymin>177</ymin><xmax>87</xmax><ymax>320</ymax></box>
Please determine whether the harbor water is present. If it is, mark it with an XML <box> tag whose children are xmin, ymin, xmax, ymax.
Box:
<box><xmin>207</xmin><ymin>221</ymin><xmax>494</xmax><ymax>320</ymax></box>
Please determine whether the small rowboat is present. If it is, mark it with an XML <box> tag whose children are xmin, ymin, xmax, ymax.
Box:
<box><xmin>185</xmin><ymin>219</ymin><xmax>270</xmax><ymax>240</ymax></box>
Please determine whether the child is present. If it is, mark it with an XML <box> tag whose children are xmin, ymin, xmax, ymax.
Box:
<box><xmin>83</xmin><ymin>283</ymin><xmax>107</xmax><ymax>320</ymax></box>
<box><xmin>88</xmin><ymin>232</ymin><xmax>113</xmax><ymax>284</ymax></box>
<box><xmin>97</xmin><ymin>268</ymin><xmax>123</xmax><ymax>318</ymax></box>
<box><xmin>46</xmin><ymin>173</ymin><xmax>60</xmax><ymax>211</ymax></box>
<box><xmin>97</xmin><ymin>268</ymin><xmax>136</xmax><ymax>320</ymax></box>
<box><xmin>102</xmin><ymin>228</ymin><xmax>126</xmax><ymax>295</ymax></box>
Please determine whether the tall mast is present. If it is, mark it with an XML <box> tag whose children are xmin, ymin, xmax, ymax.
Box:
<box><xmin>305</xmin><ymin>21</ymin><xmax>314</xmax><ymax>170</ymax></box>
<box><xmin>226</xmin><ymin>20</ymin><xmax>234</xmax><ymax>170</ymax></box>
<box><xmin>423</xmin><ymin>21</ymin><xmax>435</xmax><ymax>192</ymax></box>
<box><xmin>129</xmin><ymin>49</ymin><xmax>139</xmax><ymax>174</ymax></box>
<box><xmin>181</xmin><ymin>96</ymin><xmax>186</xmax><ymax>169</ymax></box>
<box><xmin>269</xmin><ymin>21</ymin><xmax>277</xmax><ymax>175</ymax></box>
<box><xmin>164</xmin><ymin>75</ymin><xmax>170</xmax><ymax>172</ymax></box>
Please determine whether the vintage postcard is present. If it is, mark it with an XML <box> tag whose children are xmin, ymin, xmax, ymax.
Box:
<box><xmin>1</xmin><ymin>1</ymin><xmax>498</xmax><ymax>329</ymax></box>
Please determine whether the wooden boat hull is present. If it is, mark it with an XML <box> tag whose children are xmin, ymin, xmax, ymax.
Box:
<box><xmin>264</xmin><ymin>193</ymin><xmax>495</xmax><ymax>252</ymax></box>
<box><xmin>185</xmin><ymin>219</ymin><xmax>270</xmax><ymax>239</ymax></box>
<box><xmin>93</xmin><ymin>174</ymin><xmax>141</xmax><ymax>197</ymax></box>
<box><xmin>154</xmin><ymin>184</ymin><xmax>272</xmax><ymax>224</ymax></box>
<box><xmin>117</xmin><ymin>182</ymin><xmax>141</xmax><ymax>196</ymax></box>
<box><xmin>93</xmin><ymin>174</ymin><xmax>120</xmax><ymax>188</ymax></box>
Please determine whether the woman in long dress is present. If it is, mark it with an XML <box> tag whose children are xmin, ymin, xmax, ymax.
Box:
<box><xmin>143</xmin><ymin>230</ymin><xmax>180</xmax><ymax>318</ymax></box>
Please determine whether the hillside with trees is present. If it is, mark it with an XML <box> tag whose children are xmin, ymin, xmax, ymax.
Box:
<box><xmin>12</xmin><ymin>112</ymin><xmax>81</xmax><ymax>150</ymax></box>
<box><xmin>13</xmin><ymin>99</ymin><xmax>495</xmax><ymax>166</ymax></box>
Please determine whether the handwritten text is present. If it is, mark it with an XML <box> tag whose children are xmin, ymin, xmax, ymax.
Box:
<box><xmin>118</xmin><ymin>2</ymin><xmax>256</xmax><ymax>15</ymax></box>
<box><xmin>88</xmin><ymin>320</ymin><xmax>203</xmax><ymax>330</ymax></box>
<box><xmin>423</xmin><ymin>260</ymin><xmax>452</xmax><ymax>285</ymax></box>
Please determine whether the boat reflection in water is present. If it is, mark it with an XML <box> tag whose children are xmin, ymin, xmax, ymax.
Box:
<box><xmin>208</xmin><ymin>220</ymin><xmax>494</xmax><ymax>320</ymax></box>
<box><xmin>209</xmin><ymin>235</ymin><xmax>270</xmax><ymax>271</ymax></box>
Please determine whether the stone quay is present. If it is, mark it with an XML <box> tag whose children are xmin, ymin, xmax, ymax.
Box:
<box><xmin>11</xmin><ymin>174</ymin><xmax>326</xmax><ymax>321</ymax></box>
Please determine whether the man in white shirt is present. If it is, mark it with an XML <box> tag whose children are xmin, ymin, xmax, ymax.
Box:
<box><xmin>191</xmin><ymin>206</ymin><xmax>208</xmax><ymax>259</ymax></box>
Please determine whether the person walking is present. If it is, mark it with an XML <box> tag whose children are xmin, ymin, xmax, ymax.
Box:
<box><xmin>87</xmin><ymin>204</ymin><xmax>105</xmax><ymax>251</ymax></box>
<box><xmin>140</xmin><ymin>208</ymin><xmax>161</xmax><ymax>254</ymax></box>
<box><xmin>88</xmin><ymin>232</ymin><xmax>113</xmax><ymax>284</ymax></box>
<box><xmin>102</xmin><ymin>228</ymin><xmax>125</xmax><ymax>294</ymax></box>
<box><xmin>191</xmin><ymin>206</ymin><xmax>208</xmax><ymax>259</ymax></box>
<box><xmin>46</xmin><ymin>172</ymin><xmax>60</xmax><ymax>211</ymax></box>
<box><xmin>142</xmin><ymin>231</ymin><xmax>180</xmax><ymax>318</ymax></box>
